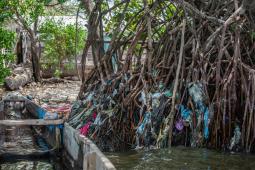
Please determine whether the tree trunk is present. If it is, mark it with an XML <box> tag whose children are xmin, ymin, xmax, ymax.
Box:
<box><xmin>31</xmin><ymin>42</ymin><xmax>41</xmax><ymax>82</ymax></box>
<box><xmin>5</xmin><ymin>67</ymin><xmax>32</xmax><ymax>90</ymax></box>
<box><xmin>75</xmin><ymin>6</ymin><xmax>81</xmax><ymax>80</ymax></box>
<box><xmin>16</xmin><ymin>33</ymin><xmax>23</xmax><ymax>64</ymax></box>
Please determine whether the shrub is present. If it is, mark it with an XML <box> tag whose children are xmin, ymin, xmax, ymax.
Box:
<box><xmin>0</xmin><ymin>27</ymin><xmax>15</xmax><ymax>84</ymax></box>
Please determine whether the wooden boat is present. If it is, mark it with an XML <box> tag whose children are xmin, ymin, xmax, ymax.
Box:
<box><xmin>0</xmin><ymin>93</ymin><xmax>115</xmax><ymax>170</ymax></box>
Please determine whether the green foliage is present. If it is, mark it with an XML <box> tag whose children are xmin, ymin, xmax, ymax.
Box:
<box><xmin>54</xmin><ymin>69</ymin><xmax>61</xmax><ymax>78</ymax></box>
<box><xmin>102</xmin><ymin>0</ymin><xmax>177</xmax><ymax>59</ymax></box>
<box><xmin>39</xmin><ymin>19</ymin><xmax>86</xmax><ymax>73</ymax></box>
<box><xmin>0</xmin><ymin>0</ymin><xmax>67</xmax><ymax>23</ymax></box>
<box><xmin>251</xmin><ymin>31</ymin><xmax>255</xmax><ymax>40</ymax></box>
<box><xmin>0</xmin><ymin>27</ymin><xmax>15</xmax><ymax>84</ymax></box>
<box><xmin>0</xmin><ymin>0</ymin><xmax>46</xmax><ymax>28</ymax></box>
<box><xmin>103</xmin><ymin>0</ymin><xmax>176</xmax><ymax>38</ymax></box>
<box><xmin>104</xmin><ymin>0</ymin><xmax>144</xmax><ymax>36</ymax></box>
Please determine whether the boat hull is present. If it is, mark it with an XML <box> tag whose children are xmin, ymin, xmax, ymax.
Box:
<box><xmin>0</xmin><ymin>93</ymin><xmax>115</xmax><ymax>170</ymax></box>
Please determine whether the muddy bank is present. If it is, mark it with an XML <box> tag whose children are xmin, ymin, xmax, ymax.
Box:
<box><xmin>1</xmin><ymin>80</ymin><xmax>80</xmax><ymax>101</ymax></box>
<box><xmin>1</xmin><ymin>80</ymin><xmax>81</xmax><ymax>118</ymax></box>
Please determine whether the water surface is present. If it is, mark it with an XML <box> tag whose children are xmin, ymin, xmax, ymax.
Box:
<box><xmin>107</xmin><ymin>147</ymin><xmax>255</xmax><ymax>170</ymax></box>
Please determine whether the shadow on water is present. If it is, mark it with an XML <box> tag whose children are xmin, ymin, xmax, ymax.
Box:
<box><xmin>106</xmin><ymin>146</ymin><xmax>255</xmax><ymax>170</ymax></box>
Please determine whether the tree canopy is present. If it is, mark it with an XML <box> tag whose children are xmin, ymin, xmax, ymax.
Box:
<box><xmin>39</xmin><ymin>19</ymin><xmax>86</xmax><ymax>75</ymax></box>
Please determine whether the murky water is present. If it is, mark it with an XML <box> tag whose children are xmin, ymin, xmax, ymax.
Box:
<box><xmin>107</xmin><ymin>146</ymin><xmax>255</xmax><ymax>170</ymax></box>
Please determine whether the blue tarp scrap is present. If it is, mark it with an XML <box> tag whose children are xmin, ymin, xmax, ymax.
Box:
<box><xmin>36</xmin><ymin>107</ymin><xmax>63</xmax><ymax>131</ymax></box>
<box><xmin>86</xmin><ymin>92</ymin><xmax>94</xmax><ymax>101</ymax></box>
<box><xmin>197</xmin><ymin>101</ymin><xmax>206</xmax><ymax>113</ymax></box>
<box><xmin>159</xmin><ymin>82</ymin><xmax>164</xmax><ymax>90</ymax></box>
<box><xmin>106</xmin><ymin>79</ymin><xmax>112</xmax><ymax>85</ymax></box>
<box><xmin>203</xmin><ymin>107</ymin><xmax>209</xmax><ymax>139</ymax></box>
<box><xmin>37</xmin><ymin>107</ymin><xmax>46</xmax><ymax>119</ymax></box>
<box><xmin>188</xmin><ymin>82</ymin><xmax>204</xmax><ymax>104</ymax></box>
<box><xmin>151</xmin><ymin>93</ymin><xmax>161</xmax><ymax>99</ymax></box>
<box><xmin>137</xmin><ymin>112</ymin><xmax>152</xmax><ymax>135</ymax></box>
<box><xmin>151</xmin><ymin>92</ymin><xmax>161</xmax><ymax>109</ymax></box>
<box><xmin>44</xmin><ymin>112</ymin><xmax>58</xmax><ymax>120</ymax></box>
<box><xmin>178</xmin><ymin>103</ymin><xmax>210</xmax><ymax>139</ymax></box>
<box><xmin>139</xmin><ymin>90</ymin><xmax>147</xmax><ymax>105</ymax></box>
<box><xmin>158</xmin><ymin>82</ymin><xmax>173</xmax><ymax>97</ymax></box>
<box><xmin>229</xmin><ymin>125</ymin><xmax>241</xmax><ymax>150</ymax></box>
<box><xmin>188</xmin><ymin>82</ymin><xmax>211</xmax><ymax>139</ymax></box>
<box><xmin>163</xmin><ymin>90</ymin><xmax>172</xmax><ymax>97</ymax></box>
<box><xmin>94</xmin><ymin>113</ymin><xmax>102</xmax><ymax>126</ymax></box>
<box><xmin>195</xmin><ymin>101</ymin><xmax>210</xmax><ymax>139</ymax></box>
<box><xmin>178</xmin><ymin>104</ymin><xmax>192</xmax><ymax>121</ymax></box>
<box><xmin>112</xmin><ymin>89</ymin><xmax>118</xmax><ymax>97</ymax></box>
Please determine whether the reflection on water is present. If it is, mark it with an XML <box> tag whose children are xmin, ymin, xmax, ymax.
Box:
<box><xmin>106</xmin><ymin>146</ymin><xmax>255</xmax><ymax>170</ymax></box>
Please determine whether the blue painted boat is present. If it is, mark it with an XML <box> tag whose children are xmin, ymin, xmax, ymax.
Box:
<box><xmin>0</xmin><ymin>93</ymin><xmax>115</xmax><ymax>170</ymax></box>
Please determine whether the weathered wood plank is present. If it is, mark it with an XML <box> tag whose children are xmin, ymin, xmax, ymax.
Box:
<box><xmin>0</xmin><ymin>119</ymin><xmax>64</xmax><ymax>126</ymax></box>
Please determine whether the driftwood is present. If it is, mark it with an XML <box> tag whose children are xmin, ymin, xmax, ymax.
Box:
<box><xmin>42</xmin><ymin>77</ymin><xmax>65</xmax><ymax>84</ymax></box>
<box><xmin>5</xmin><ymin>67</ymin><xmax>32</xmax><ymax>90</ymax></box>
